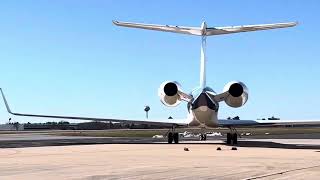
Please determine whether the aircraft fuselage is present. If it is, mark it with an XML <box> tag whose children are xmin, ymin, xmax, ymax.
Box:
<box><xmin>187</xmin><ymin>87</ymin><xmax>219</xmax><ymax>128</ymax></box>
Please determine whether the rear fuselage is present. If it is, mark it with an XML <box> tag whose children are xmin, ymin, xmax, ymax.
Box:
<box><xmin>187</xmin><ymin>87</ymin><xmax>219</xmax><ymax>128</ymax></box>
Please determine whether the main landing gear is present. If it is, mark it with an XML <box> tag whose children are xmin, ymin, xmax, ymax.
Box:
<box><xmin>167</xmin><ymin>126</ymin><xmax>179</xmax><ymax>144</ymax></box>
<box><xmin>226</xmin><ymin>126</ymin><xmax>240</xmax><ymax>145</ymax></box>
<box><xmin>199</xmin><ymin>127</ymin><xmax>207</xmax><ymax>141</ymax></box>
<box><xmin>199</xmin><ymin>133</ymin><xmax>207</xmax><ymax>141</ymax></box>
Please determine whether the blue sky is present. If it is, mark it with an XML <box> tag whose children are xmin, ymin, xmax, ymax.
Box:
<box><xmin>0</xmin><ymin>0</ymin><xmax>319</xmax><ymax>123</ymax></box>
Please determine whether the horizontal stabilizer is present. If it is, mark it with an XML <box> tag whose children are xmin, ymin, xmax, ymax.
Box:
<box><xmin>113</xmin><ymin>20</ymin><xmax>202</xmax><ymax>35</ymax></box>
<box><xmin>206</xmin><ymin>22</ymin><xmax>298</xmax><ymax>36</ymax></box>
<box><xmin>113</xmin><ymin>20</ymin><xmax>298</xmax><ymax>36</ymax></box>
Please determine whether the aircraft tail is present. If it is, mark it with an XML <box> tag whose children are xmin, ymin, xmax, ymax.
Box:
<box><xmin>113</xmin><ymin>20</ymin><xmax>298</xmax><ymax>89</ymax></box>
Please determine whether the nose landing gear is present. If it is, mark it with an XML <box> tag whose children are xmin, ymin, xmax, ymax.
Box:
<box><xmin>199</xmin><ymin>127</ymin><xmax>207</xmax><ymax>141</ymax></box>
<box><xmin>199</xmin><ymin>133</ymin><xmax>207</xmax><ymax>141</ymax></box>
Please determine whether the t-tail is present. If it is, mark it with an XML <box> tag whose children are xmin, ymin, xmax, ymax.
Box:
<box><xmin>113</xmin><ymin>20</ymin><xmax>297</xmax><ymax>89</ymax></box>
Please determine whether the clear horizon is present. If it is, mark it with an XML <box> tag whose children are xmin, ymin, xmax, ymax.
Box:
<box><xmin>0</xmin><ymin>1</ymin><xmax>319</xmax><ymax>123</ymax></box>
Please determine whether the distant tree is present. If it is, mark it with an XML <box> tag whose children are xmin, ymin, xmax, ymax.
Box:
<box><xmin>58</xmin><ymin>121</ymin><xmax>70</xmax><ymax>125</ymax></box>
<box><xmin>46</xmin><ymin>121</ymin><xmax>57</xmax><ymax>125</ymax></box>
<box><xmin>130</xmin><ymin>123</ymin><xmax>135</xmax><ymax>129</ymax></box>
<box><xmin>125</xmin><ymin>123</ymin><xmax>130</xmax><ymax>128</ymax></box>
<box><xmin>268</xmin><ymin>116</ymin><xmax>280</xmax><ymax>120</ymax></box>
<box><xmin>232</xmin><ymin>116</ymin><xmax>240</xmax><ymax>120</ymax></box>
<box><xmin>168</xmin><ymin>116</ymin><xmax>173</xmax><ymax>119</ymax></box>
<box><xmin>143</xmin><ymin>124</ymin><xmax>149</xmax><ymax>129</ymax></box>
<box><xmin>109</xmin><ymin>121</ymin><xmax>113</xmax><ymax>129</ymax></box>
<box><xmin>13</xmin><ymin>122</ymin><xmax>20</xmax><ymax>131</ymax></box>
<box><xmin>227</xmin><ymin>117</ymin><xmax>232</xmax><ymax>120</ymax></box>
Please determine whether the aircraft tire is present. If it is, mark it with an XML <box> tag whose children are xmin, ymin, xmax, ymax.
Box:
<box><xmin>168</xmin><ymin>132</ymin><xmax>173</xmax><ymax>144</ymax></box>
<box><xmin>173</xmin><ymin>132</ymin><xmax>179</xmax><ymax>144</ymax></box>
<box><xmin>233</xmin><ymin>133</ymin><xmax>238</xmax><ymax>145</ymax></box>
<box><xmin>227</xmin><ymin>133</ymin><xmax>231</xmax><ymax>144</ymax></box>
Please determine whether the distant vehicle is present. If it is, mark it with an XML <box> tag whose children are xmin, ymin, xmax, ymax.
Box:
<box><xmin>1</xmin><ymin>20</ymin><xmax>319</xmax><ymax>145</ymax></box>
<box><xmin>152</xmin><ymin>135</ymin><xmax>164</xmax><ymax>139</ymax></box>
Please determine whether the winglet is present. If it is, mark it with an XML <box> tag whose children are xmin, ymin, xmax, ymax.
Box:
<box><xmin>0</xmin><ymin>88</ymin><xmax>13</xmax><ymax>114</ymax></box>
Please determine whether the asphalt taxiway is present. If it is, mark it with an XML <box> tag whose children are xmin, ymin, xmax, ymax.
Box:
<box><xmin>0</xmin><ymin>133</ymin><xmax>164</xmax><ymax>148</ymax></box>
<box><xmin>0</xmin><ymin>133</ymin><xmax>320</xmax><ymax>179</ymax></box>
<box><xmin>0</xmin><ymin>141</ymin><xmax>320</xmax><ymax>180</ymax></box>
<box><xmin>1</xmin><ymin>132</ymin><xmax>320</xmax><ymax>149</ymax></box>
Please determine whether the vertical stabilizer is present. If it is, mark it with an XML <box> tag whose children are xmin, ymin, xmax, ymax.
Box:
<box><xmin>200</xmin><ymin>21</ymin><xmax>207</xmax><ymax>89</ymax></box>
<box><xmin>200</xmin><ymin>35</ymin><xmax>207</xmax><ymax>89</ymax></box>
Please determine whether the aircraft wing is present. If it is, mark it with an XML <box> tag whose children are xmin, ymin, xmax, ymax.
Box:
<box><xmin>0</xmin><ymin>88</ymin><xmax>187</xmax><ymax>128</ymax></box>
<box><xmin>113</xmin><ymin>20</ymin><xmax>202</xmax><ymax>36</ymax></box>
<box><xmin>206</xmin><ymin>22</ymin><xmax>298</xmax><ymax>36</ymax></box>
<box><xmin>4</xmin><ymin>88</ymin><xmax>319</xmax><ymax>128</ymax></box>
<box><xmin>218</xmin><ymin>119</ymin><xmax>320</xmax><ymax>127</ymax></box>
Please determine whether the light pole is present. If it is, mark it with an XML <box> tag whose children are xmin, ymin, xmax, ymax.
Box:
<box><xmin>144</xmin><ymin>106</ymin><xmax>150</xmax><ymax>119</ymax></box>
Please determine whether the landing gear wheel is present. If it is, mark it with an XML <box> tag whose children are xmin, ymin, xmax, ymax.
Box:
<box><xmin>199</xmin><ymin>134</ymin><xmax>207</xmax><ymax>141</ymax></box>
<box><xmin>173</xmin><ymin>133</ymin><xmax>179</xmax><ymax>144</ymax></box>
<box><xmin>168</xmin><ymin>132</ymin><xmax>173</xmax><ymax>144</ymax></box>
<box><xmin>226</xmin><ymin>133</ymin><xmax>231</xmax><ymax>144</ymax></box>
<box><xmin>202</xmin><ymin>134</ymin><xmax>207</xmax><ymax>141</ymax></box>
<box><xmin>232</xmin><ymin>133</ymin><xmax>238</xmax><ymax>145</ymax></box>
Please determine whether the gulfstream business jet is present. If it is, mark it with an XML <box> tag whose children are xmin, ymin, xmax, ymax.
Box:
<box><xmin>1</xmin><ymin>20</ymin><xmax>320</xmax><ymax>145</ymax></box>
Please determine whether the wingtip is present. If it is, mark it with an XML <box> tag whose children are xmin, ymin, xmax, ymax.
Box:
<box><xmin>289</xmin><ymin>21</ymin><xmax>299</xmax><ymax>26</ymax></box>
<box><xmin>0</xmin><ymin>88</ymin><xmax>13</xmax><ymax>114</ymax></box>
<box><xmin>112</xmin><ymin>20</ymin><xmax>119</xmax><ymax>25</ymax></box>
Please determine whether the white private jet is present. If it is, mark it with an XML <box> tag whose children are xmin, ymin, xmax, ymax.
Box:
<box><xmin>1</xmin><ymin>20</ymin><xmax>320</xmax><ymax>145</ymax></box>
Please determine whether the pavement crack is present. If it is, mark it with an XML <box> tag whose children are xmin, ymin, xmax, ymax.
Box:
<box><xmin>243</xmin><ymin>164</ymin><xmax>320</xmax><ymax>180</ymax></box>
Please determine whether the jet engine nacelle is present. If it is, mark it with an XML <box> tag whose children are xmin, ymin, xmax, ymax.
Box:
<box><xmin>158</xmin><ymin>81</ymin><xmax>181</xmax><ymax>107</ymax></box>
<box><xmin>223</xmin><ymin>81</ymin><xmax>248</xmax><ymax>108</ymax></box>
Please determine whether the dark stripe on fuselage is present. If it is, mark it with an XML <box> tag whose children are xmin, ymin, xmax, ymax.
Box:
<box><xmin>191</xmin><ymin>92</ymin><xmax>217</xmax><ymax>111</ymax></box>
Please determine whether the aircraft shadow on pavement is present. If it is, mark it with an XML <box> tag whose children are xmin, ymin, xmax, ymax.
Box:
<box><xmin>232</xmin><ymin>140</ymin><xmax>320</xmax><ymax>150</ymax></box>
<box><xmin>1</xmin><ymin>138</ymin><xmax>320</xmax><ymax>150</ymax></box>
<box><xmin>174</xmin><ymin>141</ymin><xmax>320</xmax><ymax>150</ymax></box>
